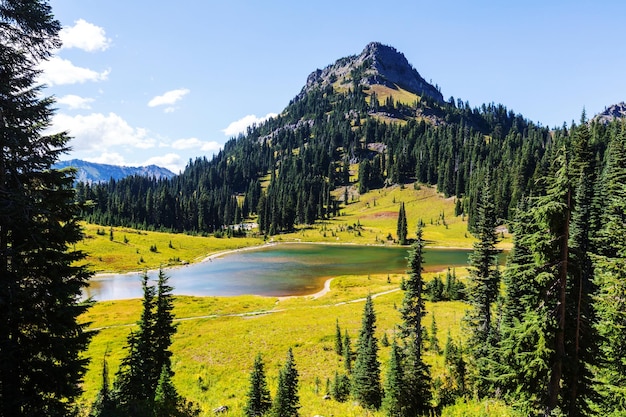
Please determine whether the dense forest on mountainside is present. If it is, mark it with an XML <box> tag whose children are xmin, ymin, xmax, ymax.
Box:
<box><xmin>77</xmin><ymin>71</ymin><xmax>555</xmax><ymax>234</ymax></box>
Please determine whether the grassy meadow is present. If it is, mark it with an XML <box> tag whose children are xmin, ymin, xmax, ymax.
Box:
<box><xmin>78</xmin><ymin>183</ymin><xmax>518</xmax><ymax>415</ymax></box>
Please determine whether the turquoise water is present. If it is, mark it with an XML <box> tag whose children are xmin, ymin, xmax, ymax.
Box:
<box><xmin>85</xmin><ymin>243</ymin><xmax>475</xmax><ymax>301</ymax></box>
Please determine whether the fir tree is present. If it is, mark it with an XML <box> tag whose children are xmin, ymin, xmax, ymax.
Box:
<box><xmin>398</xmin><ymin>224</ymin><xmax>432</xmax><ymax>415</ymax></box>
<box><xmin>351</xmin><ymin>294</ymin><xmax>382</xmax><ymax>409</ymax></box>
<box><xmin>335</xmin><ymin>319</ymin><xmax>343</xmax><ymax>355</ymax></box>
<box><xmin>343</xmin><ymin>330</ymin><xmax>352</xmax><ymax>373</ymax></box>
<box><xmin>0</xmin><ymin>2</ymin><xmax>94</xmax><ymax>415</ymax></box>
<box><xmin>153</xmin><ymin>366</ymin><xmax>179</xmax><ymax>417</ymax></box>
<box><xmin>90</xmin><ymin>355</ymin><xmax>117</xmax><ymax>417</ymax></box>
<box><xmin>382</xmin><ymin>340</ymin><xmax>408</xmax><ymax>417</ymax></box>
<box><xmin>245</xmin><ymin>354</ymin><xmax>272</xmax><ymax>417</ymax></box>
<box><xmin>592</xmin><ymin>123</ymin><xmax>626</xmax><ymax>414</ymax></box>
<box><xmin>153</xmin><ymin>269</ymin><xmax>177</xmax><ymax>386</ymax></box>
<box><xmin>429</xmin><ymin>314</ymin><xmax>440</xmax><ymax>354</ymax></box>
<box><xmin>271</xmin><ymin>348</ymin><xmax>300</xmax><ymax>417</ymax></box>
<box><xmin>465</xmin><ymin>174</ymin><xmax>501</xmax><ymax>396</ymax></box>
<box><xmin>397</xmin><ymin>202</ymin><xmax>408</xmax><ymax>245</ymax></box>
<box><xmin>331</xmin><ymin>371</ymin><xmax>350</xmax><ymax>403</ymax></box>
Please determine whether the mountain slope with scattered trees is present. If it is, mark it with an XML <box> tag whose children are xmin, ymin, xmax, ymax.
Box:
<box><xmin>78</xmin><ymin>42</ymin><xmax>554</xmax><ymax>236</ymax></box>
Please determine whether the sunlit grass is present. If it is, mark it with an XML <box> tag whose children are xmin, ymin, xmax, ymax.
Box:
<box><xmin>77</xmin><ymin>269</ymin><xmax>518</xmax><ymax>416</ymax></box>
<box><xmin>76</xmin><ymin>223</ymin><xmax>264</xmax><ymax>273</ymax></box>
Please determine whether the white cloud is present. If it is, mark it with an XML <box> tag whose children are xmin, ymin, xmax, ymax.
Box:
<box><xmin>148</xmin><ymin>89</ymin><xmax>190</xmax><ymax>107</ymax></box>
<box><xmin>84</xmin><ymin>152</ymin><xmax>127</xmax><ymax>166</ymax></box>
<box><xmin>57</xmin><ymin>94</ymin><xmax>94</xmax><ymax>110</ymax></box>
<box><xmin>38</xmin><ymin>56</ymin><xmax>109</xmax><ymax>86</ymax></box>
<box><xmin>222</xmin><ymin>113</ymin><xmax>277</xmax><ymax>136</ymax></box>
<box><xmin>142</xmin><ymin>153</ymin><xmax>184</xmax><ymax>174</ymax></box>
<box><xmin>60</xmin><ymin>19</ymin><xmax>111</xmax><ymax>52</ymax></box>
<box><xmin>171</xmin><ymin>138</ymin><xmax>221</xmax><ymax>152</ymax></box>
<box><xmin>50</xmin><ymin>112</ymin><xmax>155</xmax><ymax>153</ymax></box>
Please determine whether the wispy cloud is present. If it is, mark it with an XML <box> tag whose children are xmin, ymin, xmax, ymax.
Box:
<box><xmin>148</xmin><ymin>89</ymin><xmax>190</xmax><ymax>108</ymax></box>
<box><xmin>57</xmin><ymin>94</ymin><xmax>95</xmax><ymax>110</ymax></box>
<box><xmin>38</xmin><ymin>56</ymin><xmax>109</xmax><ymax>86</ymax></box>
<box><xmin>222</xmin><ymin>113</ymin><xmax>277</xmax><ymax>137</ymax></box>
<box><xmin>60</xmin><ymin>19</ymin><xmax>111</xmax><ymax>52</ymax></box>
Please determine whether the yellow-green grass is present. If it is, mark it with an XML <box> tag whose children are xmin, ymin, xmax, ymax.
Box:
<box><xmin>367</xmin><ymin>84</ymin><xmax>420</xmax><ymax>107</ymax></box>
<box><xmin>79</xmin><ymin>271</ymin><xmax>484</xmax><ymax>416</ymax></box>
<box><xmin>76</xmin><ymin>223</ymin><xmax>264</xmax><ymax>273</ymax></box>
<box><xmin>275</xmin><ymin>182</ymin><xmax>512</xmax><ymax>250</ymax></box>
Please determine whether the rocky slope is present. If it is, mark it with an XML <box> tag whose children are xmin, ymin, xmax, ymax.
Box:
<box><xmin>298</xmin><ymin>42</ymin><xmax>443</xmax><ymax>103</ymax></box>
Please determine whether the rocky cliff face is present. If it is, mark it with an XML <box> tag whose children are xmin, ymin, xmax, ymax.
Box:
<box><xmin>593</xmin><ymin>102</ymin><xmax>626</xmax><ymax>124</ymax></box>
<box><xmin>299</xmin><ymin>42</ymin><xmax>443</xmax><ymax>103</ymax></box>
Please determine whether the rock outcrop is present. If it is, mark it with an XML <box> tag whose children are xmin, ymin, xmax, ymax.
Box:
<box><xmin>298</xmin><ymin>42</ymin><xmax>443</xmax><ymax>103</ymax></box>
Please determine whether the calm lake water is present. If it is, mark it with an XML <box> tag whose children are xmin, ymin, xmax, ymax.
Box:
<box><xmin>85</xmin><ymin>243</ymin><xmax>475</xmax><ymax>301</ymax></box>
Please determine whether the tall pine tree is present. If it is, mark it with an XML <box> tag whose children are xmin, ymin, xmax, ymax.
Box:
<box><xmin>397</xmin><ymin>202</ymin><xmax>408</xmax><ymax>245</ymax></box>
<box><xmin>351</xmin><ymin>294</ymin><xmax>382</xmax><ymax>409</ymax></box>
<box><xmin>398</xmin><ymin>224</ymin><xmax>432</xmax><ymax>415</ymax></box>
<box><xmin>271</xmin><ymin>348</ymin><xmax>300</xmax><ymax>417</ymax></box>
<box><xmin>0</xmin><ymin>1</ymin><xmax>93</xmax><ymax>415</ymax></box>
<box><xmin>245</xmin><ymin>354</ymin><xmax>272</xmax><ymax>417</ymax></box>
<box><xmin>465</xmin><ymin>174</ymin><xmax>501</xmax><ymax>395</ymax></box>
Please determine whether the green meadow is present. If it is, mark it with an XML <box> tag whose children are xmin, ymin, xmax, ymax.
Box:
<box><xmin>78</xmin><ymin>183</ymin><xmax>518</xmax><ymax>415</ymax></box>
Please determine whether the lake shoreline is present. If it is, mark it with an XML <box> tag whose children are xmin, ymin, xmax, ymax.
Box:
<box><xmin>93</xmin><ymin>240</ymin><xmax>476</xmax><ymax>280</ymax></box>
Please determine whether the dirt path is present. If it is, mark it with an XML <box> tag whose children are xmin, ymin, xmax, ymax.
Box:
<box><xmin>89</xmin><ymin>283</ymin><xmax>401</xmax><ymax>331</ymax></box>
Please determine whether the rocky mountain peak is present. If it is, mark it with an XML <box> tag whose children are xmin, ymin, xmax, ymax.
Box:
<box><xmin>593</xmin><ymin>102</ymin><xmax>626</xmax><ymax>124</ymax></box>
<box><xmin>299</xmin><ymin>42</ymin><xmax>443</xmax><ymax>103</ymax></box>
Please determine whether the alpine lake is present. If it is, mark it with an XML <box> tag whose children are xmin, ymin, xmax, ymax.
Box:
<box><xmin>85</xmin><ymin>243</ymin><xmax>477</xmax><ymax>301</ymax></box>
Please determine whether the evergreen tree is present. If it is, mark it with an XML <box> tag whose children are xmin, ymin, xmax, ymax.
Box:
<box><xmin>465</xmin><ymin>175</ymin><xmax>501</xmax><ymax>397</ymax></box>
<box><xmin>382</xmin><ymin>340</ymin><xmax>408</xmax><ymax>417</ymax></box>
<box><xmin>331</xmin><ymin>371</ymin><xmax>351</xmax><ymax>403</ymax></box>
<box><xmin>429</xmin><ymin>314</ymin><xmax>440</xmax><ymax>354</ymax></box>
<box><xmin>90</xmin><ymin>355</ymin><xmax>117</xmax><ymax>417</ymax></box>
<box><xmin>245</xmin><ymin>354</ymin><xmax>272</xmax><ymax>417</ymax></box>
<box><xmin>343</xmin><ymin>330</ymin><xmax>352</xmax><ymax>373</ymax></box>
<box><xmin>0</xmin><ymin>2</ymin><xmax>94</xmax><ymax>416</ymax></box>
<box><xmin>153</xmin><ymin>366</ymin><xmax>179</xmax><ymax>417</ymax></box>
<box><xmin>466</xmin><ymin>174</ymin><xmax>501</xmax><ymax>351</ymax></box>
<box><xmin>592</xmin><ymin>123</ymin><xmax>626</xmax><ymax>414</ymax></box>
<box><xmin>335</xmin><ymin>319</ymin><xmax>343</xmax><ymax>355</ymax></box>
<box><xmin>271</xmin><ymin>348</ymin><xmax>300</xmax><ymax>417</ymax></box>
<box><xmin>397</xmin><ymin>202</ymin><xmax>408</xmax><ymax>245</ymax></box>
<box><xmin>564</xmin><ymin>118</ymin><xmax>599</xmax><ymax>416</ymax></box>
<box><xmin>153</xmin><ymin>365</ymin><xmax>200</xmax><ymax>417</ymax></box>
<box><xmin>351</xmin><ymin>294</ymin><xmax>382</xmax><ymax>409</ymax></box>
<box><xmin>153</xmin><ymin>269</ymin><xmax>177</xmax><ymax>386</ymax></box>
<box><xmin>398</xmin><ymin>225</ymin><xmax>432</xmax><ymax>415</ymax></box>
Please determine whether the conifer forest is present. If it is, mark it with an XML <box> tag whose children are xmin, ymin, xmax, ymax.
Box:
<box><xmin>2</xmin><ymin>1</ymin><xmax>626</xmax><ymax>416</ymax></box>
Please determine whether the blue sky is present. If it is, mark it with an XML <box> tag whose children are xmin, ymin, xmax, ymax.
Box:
<box><xmin>43</xmin><ymin>1</ymin><xmax>626</xmax><ymax>173</ymax></box>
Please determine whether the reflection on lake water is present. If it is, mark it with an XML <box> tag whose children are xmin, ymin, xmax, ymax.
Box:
<box><xmin>85</xmin><ymin>243</ymin><xmax>476</xmax><ymax>301</ymax></box>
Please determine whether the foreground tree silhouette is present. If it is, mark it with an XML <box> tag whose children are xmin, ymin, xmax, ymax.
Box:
<box><xmin>0</xmin><ymin>1</ymin><xmax>94</xmax><ymax>415</ymax></box>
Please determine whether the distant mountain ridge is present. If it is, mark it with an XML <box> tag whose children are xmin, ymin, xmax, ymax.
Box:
<box><xmin>298</xmin><ymin>42</ymin><xmax>444</xmax><ymax>103</ymax></box>
<box><xmin>54</xmin><ymin>159</ymin><xmax>175</xmax><ymax>183</ymax></box>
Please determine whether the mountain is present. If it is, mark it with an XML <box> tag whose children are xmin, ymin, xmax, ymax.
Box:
<box><xmin>81</xmin><ymin>42</ymin><xmax>559</xmax><ymax>234</ymax></box>
<box><xmin>299</xmin><ymin>42</ymin><xmax>443</xmax><ymax>104</ymax></box>
<box><xmin>54</xmin><ymin>159</ymin><xmax>175</xmax><ymax>183</ymax></box>
<box><xmin>592</xmin><ymin>102</ymin><xmax>626</xmax><ymax>124</ymax></box>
